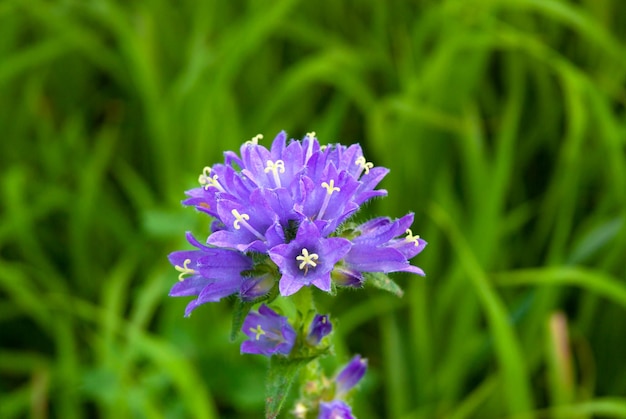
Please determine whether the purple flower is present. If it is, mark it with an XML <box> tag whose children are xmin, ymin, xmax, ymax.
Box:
<box><xmin>335</xmin><ymin>355</ymin><xmax>367</xmax><ymax>396</ymax></box>
<box><xmin>241</xmin><ymin>304</ymin><xmax>296</xmax><ymax>356</ymax></box>
<box><xmin>318</xmin><ymin>400</ymin><xmax>355</xmax><ymax>419</ymax></box>
<box><xmin>342</xmin><ymin>213</ymin><xmax>426</xmax><ymax>278</ymax></box>
<box><xmin>168</xmin><ymin>232</ymin><xmax>254</xmax><ymax>317</ymax></box>
<box><xmin>307</xmin><ymin>314</ymin><xmax>332</xmax><ymax>346</ymax></box>
<box><xmin>269</xmin><ymin>220</ymin><xmax>351</xmax><ymax>296</ymax></box>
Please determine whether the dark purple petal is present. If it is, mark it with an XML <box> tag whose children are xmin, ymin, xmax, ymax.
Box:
<box><xmin>270</xmin><ymin>130</ymin><xmax>287</xmax><ymax>159</ymax></box>
<box><xmin>393</xmin><ymin>237</ymin><xmax>428</xmax><ymax>259</ymax></box>
<box><xmin>169</xmin><ymin>277</ymin><xmax>212</xmax><ymax>297</ymax></box>
<box><xmin>354</xmin><ymin>166</ymin><xmax>389</xmax><ymax>205</ymax></box>
<box><xmin>344</xmin><ymin>245</ymin><xmax>408</xmax><ymax>273</ymax></box>
<box><xmin>196</xmin><ymin>278</ymin><xmax>240</xmax><ymax>303</ymax></box>
<box><xmin>335</xmin><ymin>355</ymin><xmax>367</xmax><ymax>396</ymax></box>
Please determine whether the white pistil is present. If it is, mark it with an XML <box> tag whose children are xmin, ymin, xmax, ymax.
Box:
<box><xmin>264</xmin><ymin>159</ymin><xmax>285</xmax><ymax>188</ymax></box>
<box><xmin>355</xmin><ymin>156</ymin><xmax>374</xmax><ymax>175</ymax></box>
<box><xmin>250</xmin><ymin>324</ymin><xmax>266</xmax><ymax>340</ymax></box>
<box><xmin>245</xmin><ymin>134</ymin><xmax>263</xmax><ymax>145</ymax></box>
<box><xmin>175</xmin><ymin>259</ymin><xmax>195</xmax><ymax>281</ymax></box>
<box><xmin>231</xmin><ymin>209</ymin><xmax>265</xmax><ymax>241</ymax></box>
<box><xmin>318</xmin><ymin>179</ymin><xmax>341</xmax><ymax>220</ymax></box>
<box><xmin>405</xmin><ymin>229</ymin><xmax>421</xmax><ymax>246</ymax></box>
<box><xmin>198</xmin><ymin>167</ymin><xmax>225</xmax><ymax>192</ymax></box>
<box><xmin>296</xmin><ymin>248</ymin><xmax>319</xmax><ymax>275</ymax></box>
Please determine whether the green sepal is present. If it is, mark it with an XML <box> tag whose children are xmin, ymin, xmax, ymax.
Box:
<box><xmin>230</xmin><ymin>300</ymin><xmax>256</xmax><ymax>342</ymax></box>
<box><xmin>230</xmin><ymin>278</ymin><xmax>280</xmax><ymax>341</ymax></box>
<box><xmin>364</xmin><ymin>272</ymin><xmax>404</xmax><ymax>297</ymax></box>
<box><xmin>265</xmin><ymin>355</ymin><xmax>318</xmax><ymax>419</ymax></box>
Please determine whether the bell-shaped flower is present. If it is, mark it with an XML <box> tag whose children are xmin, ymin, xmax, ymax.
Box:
<box><xmin>168</xmin><ymin>232</ymin><xmax>254</xmax><ymax>317</ymax></box>
<box><xmin>268</xmin><ymin>220</ymin><xmax>351</xmax><ymax>296</ymax></box>
<box><xmin>241</xmin><ymin>304</ymin><xmax>296</xmax><ymax>356</ymax></box>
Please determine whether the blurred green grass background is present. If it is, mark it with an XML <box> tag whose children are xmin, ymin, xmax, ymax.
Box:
<box><xmin>1</xmin><ymin>0</ymin><xmax>626</xmax><ymax>418</ymax></box>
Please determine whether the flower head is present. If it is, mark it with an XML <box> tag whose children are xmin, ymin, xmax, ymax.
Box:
<box><xmin>168</xmin><ymin>131</ymin><xmax>426</xmax><ymax>314</ymax></box>
<box><xmin>241</xmin><ymin>304</ymin><xmax>296</xmax><ymax>356</ymax></box>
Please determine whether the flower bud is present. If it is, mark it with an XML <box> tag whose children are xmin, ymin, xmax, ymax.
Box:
<box><xmin>306</xmin><ymin>314</ymin><xmax>332</xmax><ymax>346</ymax></box>
<box><xmin>335</xmin><ymin>355</ymin><xmax>367</xmax><ymax>396</ymax></box>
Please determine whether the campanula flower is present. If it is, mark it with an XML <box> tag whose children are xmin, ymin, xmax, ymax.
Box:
<box><xmin>340</xmin><ymin>213</ymin><xmax>427</xmax><ymax>283</ymax></box>
<box><xmin>269</xmin><ymin>220</ymin><xmax>351</xmax><ymax>296</ymax></box>
<box><xmin>168</xmin><ymin>232</ymin><xmax>253</xmax><ymax>317</ymax></box>
<box><xmin>241</xmin><ymin>304</ymin><xmax>296</xmax><ymax>356</ymax></box>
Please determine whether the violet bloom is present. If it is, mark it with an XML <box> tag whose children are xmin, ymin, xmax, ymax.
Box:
<box><xmin>335</xmin><ymin>355</ymin><xmax>367</xmax><ymax>397</ymax></box>
<box><xmin>318</xmin><ymin>401</ymin><xmax>355</xmax><ymax>419</ymax></box>
<box><xmin>339</xmin><ymin>213</ymin><xmax>427</xmax><ymax>286</ymax></box>
<box><xmin>241</xmin><ymin>304</ymin><xmax>296</xmax><ymax>356</ymax></box>
<box><xmin>269</xmin><ymin>220</ymin><xmax>351</xmax><ymax>296</ymax></box>
<box><xmin>168</xmin><ymin>232</ymin><xmax>254</xmax><ymax>317</ymax></box>
<box><xmin>169</xmin><ymin>131</ymin><xmax>426</xmax><ymax>314</ymax></box>
<box><xmin>307</xmin><ymin>314</ymin><xmax>332</xmax><ymax>346</ymax></box>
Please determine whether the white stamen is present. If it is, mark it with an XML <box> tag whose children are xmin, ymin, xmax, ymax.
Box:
<box><xmin>305</xmin><ymin>131</ymin><xmax>316</xmax><ymax>162</ymax></box>
<box><xmin>264</xmin><ymin>159</ymin><xmax>285</xmax><ymax>187</ymax></box>
<box><xmin>245</xmin><ymin>134</ymin><xmax>263</xmax><ymax>145</ymax></box>
<box><xmin>198</xmin><ymin>167</ymin><xmax>225</xmax><ymax>192</ymax></box>
<box><xmin>175</xmin><ymin>259</ymin><xmax>195</xmax><ymax>281</ymax></box>
<box><xmin>318</xmin><ymin>179</ymin><xmax>341</xmax><ymax>219</ymax></box>
<box><xmin>296</xmin><ymin>248</ymin><xmax>319</xmax><ymax>275</ymax></box>
<box><xmin>355</xmin><ymin>156</ymin><xmax>374</xmax><ymax>175</ymax></box>
<box><xmin>250</xmin><ymin>324</ymin><xmax>266</xmax><ymax>340</ymax></box>
<box><xmin>405</xmin><ymin>229</ymin><xmax>421</xmax><ymax>246</ymax></box>
<box><xmin>231</xmin><ymin>209</ymin><xmax>265</xmax><ymax>241</ymax></box>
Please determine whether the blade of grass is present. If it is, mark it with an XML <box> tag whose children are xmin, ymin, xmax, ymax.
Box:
<box><xmin>429</xmin><ymin>202</ymin><xmax>534</xmax><ymax>418</ymax></box>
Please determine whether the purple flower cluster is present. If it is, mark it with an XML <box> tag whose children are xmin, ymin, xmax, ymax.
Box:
<box><xmin>168</xmin><ymin>132</ymin><xmax>426</xmax><ymax>316</ymax></box>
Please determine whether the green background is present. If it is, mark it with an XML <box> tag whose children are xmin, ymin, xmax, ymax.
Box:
<box><xmin>1</xmin><ymin>0</ymin><xmax>625</xmax><ymax>418</ymax></box>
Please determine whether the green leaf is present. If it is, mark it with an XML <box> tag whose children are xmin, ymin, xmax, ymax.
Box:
<box><xmin>265</xmin><ymin>356</ymin><xmax>312</xmax><ymax>419</ymax></box>
<box><xmin>364</xmin><ymin>272</ymin><xmax>404</xmax><ymax>298</ymax></box>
